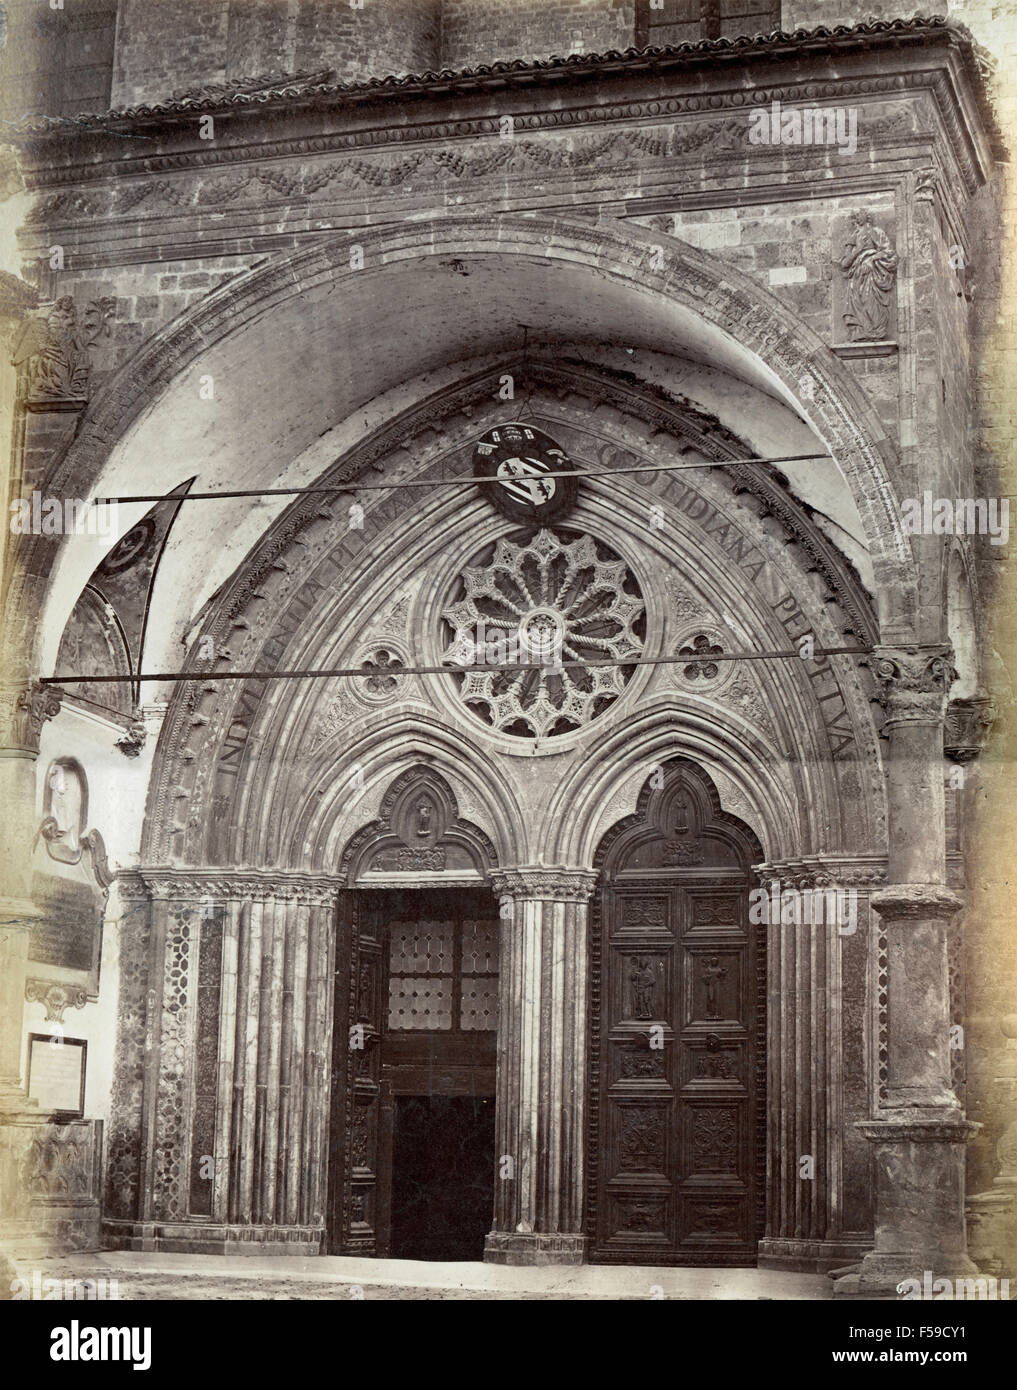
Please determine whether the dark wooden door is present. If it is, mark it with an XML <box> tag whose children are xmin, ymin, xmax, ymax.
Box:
<box><xmin>588</xmin><ymin>760</ymin><xmax>764</xmax><ymax>1265</ymax></box>
<box><xmin>328</xmin><ymin>888</ymin><xmax>498</xmax><ymax>1255</ymax></box>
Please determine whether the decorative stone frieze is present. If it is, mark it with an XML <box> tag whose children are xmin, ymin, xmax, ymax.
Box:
<box><xmin>490</xmin><ymin>866</ymin><xmax>598</xmax><ymax>903</ymax></box>
<box><xmin>117</xmin><ymin>867</ymin><xmax>343</xmax><ymax>906</ymax></box>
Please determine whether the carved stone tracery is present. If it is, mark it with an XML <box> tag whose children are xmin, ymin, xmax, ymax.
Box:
<box><xmin>442</xmin><ymin>528</ymin><xmax>644</xmax><ymax>739</ymax></box>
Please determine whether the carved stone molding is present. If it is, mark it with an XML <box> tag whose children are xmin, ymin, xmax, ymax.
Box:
<box><xmin>491</xmin><ymin>866</ymin><xmax>598</xmax><ymax>903</ymax></box>
<box><xmin>856</xmin><ymin>1117</ymin><xmax>979</xmax><ymax>1146</ymax></box>
<box><xmin>943</xmin><ymin>695</ymin><xmax>997</xmax><ymax>764</ymax></box>
<box><xmin>24</xmin><ymin>978</ymin><xmax>88</xmax><ymax>1023</ymax></box>
<box><xmin>0</xmin><ymin>682</ymin><xmax>62</xmax><ymax>755</ymax></box>
<box><xmin>871</xmin><ymin>645</ymin><xmax>955</xmax><ymax>726</ymax></box>
<box><xmin>116</xmin><ymin>867</ymin><xmax>343</xmax><ymax>907</ymax></box>
<box><xmin>757</xmin><ymin>855</ymin><xmax>888</xmax><ymax>890</ymax></box>
<box><xmin>870</xmin><ymin>883</ymin><xmax>962</xmax><ymax>921</ymax></box>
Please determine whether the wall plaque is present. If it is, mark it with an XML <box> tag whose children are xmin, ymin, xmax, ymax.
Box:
<box><xmin>26</xmin><ymin>1034</ymin><xmax>87</xmax><ymax>1116</ymax></box>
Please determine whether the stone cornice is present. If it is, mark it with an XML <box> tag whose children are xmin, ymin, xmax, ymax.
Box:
<box><xmin>115</xmin><ymin>868</ymin><xmax>343</xmax><ymax>906</ymax></box>
<box><xmin>491</xmin><ymin>867</ymin><xmax>598</xmax><ymax>903</ymax></box>
<box><xmin>10</xmin><ymin>22</ymin><xmax>995</xmax><ymax>210</ymax></box>
<box><xmin>9</xmin><ymin>18</ymin><xmax>991</xmax><ymax>139</ymax></box>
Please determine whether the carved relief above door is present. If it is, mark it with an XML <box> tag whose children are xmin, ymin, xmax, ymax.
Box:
<box><xmin>588</xmin><ymin>759</ymin><xmax>765</xmax><ymax>1265</ymax></box>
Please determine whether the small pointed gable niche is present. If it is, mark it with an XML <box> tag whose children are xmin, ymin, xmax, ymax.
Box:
<box><xmin>341</xmin><ymin>766</ymin><xmax>498</xmax><ymax>884</ymax></box>
<box><xmin>596</xmin><ymin>758</ymin><xmax>763</xmax><ymax>875</ymax></box>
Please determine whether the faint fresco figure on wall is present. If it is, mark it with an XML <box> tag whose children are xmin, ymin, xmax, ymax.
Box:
<box><xmin>41</xmin><ymin>760</ymin><xmax>86</xmax><ymax>862</ymax></box>
<box><xmin>837</xmin><ymin>210</ymin><xmax>898</xmax><ymax>341</ymax></box>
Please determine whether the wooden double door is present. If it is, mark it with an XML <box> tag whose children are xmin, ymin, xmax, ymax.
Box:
<box><xmin>329</xmin><ymin>888</ymin><xmax>498</xmax><ymax>1259</ymax></box>
<box><xmin>588</xmin><ymin>763</ymin><xmax>765</xmax><ymax>1265</ymax></box>
<box><xmin>589</xmin><ymin>874</ymin><xmax>764</xmax><ymax>1264</ymax></box>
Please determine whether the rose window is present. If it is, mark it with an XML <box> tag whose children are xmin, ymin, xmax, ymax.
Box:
<box><xmin>440</xmin><ymin>529</ymin><xmax>645</xmax><ymax>739</ymax></box>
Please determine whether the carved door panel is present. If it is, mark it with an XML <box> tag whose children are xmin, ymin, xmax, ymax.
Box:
<box><xmin>591</xmin><ymin>878</ymin><xmax>760</xmax><ymax>1264</ymax></box>
<box><xmin>374</xmin><ymin>1080</ymin><xmax>395</xmax><ymax>1257</ymax></box>
<box><xmin>328</xmin><ymin>890</ymin><xmax>387</xmax><ymax>1254</ymax></box>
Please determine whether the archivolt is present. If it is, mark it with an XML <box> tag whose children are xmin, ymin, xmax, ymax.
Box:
<box><xmin>23</xmin><ymin>210</ymin><xmax>915</xmax><ymax>669</ymax></box>
<box><xmin>138</xmin><ymin>365</ymin><xmax>885</xmax><ymax>870</ymax></box>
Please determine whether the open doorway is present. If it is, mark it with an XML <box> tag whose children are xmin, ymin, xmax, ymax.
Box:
<box><xmin>390</xmin><ymin>1095</ymin><xmax>495</xmax><ymax>1262</ymax></box>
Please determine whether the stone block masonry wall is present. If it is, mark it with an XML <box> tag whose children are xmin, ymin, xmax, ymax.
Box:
<box><xmin>111</xmin><ymin>0</ymin><xmax>442</xmax><ymax>109</ymax></box>
<box><xmin>937</xmin><ymin>1</ymin><xmax>1017</xmax><ymax>1213</ymax></box>
<box><xmin>440</xmin><ymin>0</ymin><xmax>635</xmax><ymax>66</ymax></box>
<box><xmin>636</xmin><ymin>194</ymin><xmax>903</xmax><ymax>443</ymax></box>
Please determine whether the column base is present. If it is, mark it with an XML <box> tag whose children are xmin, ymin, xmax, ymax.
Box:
<box><xmin>966</xmin><ymin>1183</ymin><xmax>1017</xmax><ymax>1280</ymax></box>
<box><xmin>833</xmin><ymin>1113</ymin><xmax>981</xmax><ymax>1299</ymax></box>
<box><xmin>484</xmin><ymin>1232</ymin><xmax>587</xmax><ymax>1266</ymax></box>
<box><xmin>833</xmin><ymin>1252</ymin><xmax>983</xmax><ymax>1300</ymax></box>
<box><xmin>757</xmin><ymin>1236</ymin><xmax>872</xmax><ymax>1274</ymax></box>
<box><xmin>102</xmin><ymin>1219</ymin><xmax>324</xmax><ymax>1256</ymax></box>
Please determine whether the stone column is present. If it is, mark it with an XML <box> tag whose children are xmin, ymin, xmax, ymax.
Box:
<box><xmin>838</xmin><ymin>646</ymin><xmax>979</xmax><ymax>1297</ymax></box>
<box><xmin>756</xmin><ymin>855</ymin><xmax>885</xmax><ymax>1273</ymax></box>
<box><xmin>0</xmin><ymin>680</ymin><xmax>61</xmax><ymax>1112</ymax></box>
<box><xmin>484</xmin><ymin>865</ymin><xmax>597</xmax><ymax>1266</ymax></box>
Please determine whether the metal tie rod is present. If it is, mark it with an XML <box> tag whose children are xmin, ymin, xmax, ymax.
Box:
<box><xmin>94</xmin><ymin>453</ymin><xmax>833</xmax><ymax>505</ymax></box>
<box><xmin>41</xmin><ymin>645</ymin><xmax>870</xmax><ymax>686</ymax></box>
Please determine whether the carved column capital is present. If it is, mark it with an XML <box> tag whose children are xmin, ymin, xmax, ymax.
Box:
<box><xmin>490</xmin><ymin>866</ymin><xmax>598</xmax><ymax>903</ymax></box>
<box><xmin>943</xmin><ymin>695</ymin><xmax>997</xmax><ymax>764</ymax></box>
<box><xmin>0</xmin><ymin>681</ymin><xmax>62</xmax><ymax>755</ymax></box>
<box><xmin>119</xmin><ymin>866</ymin><xmax>344</xmax><ymax>907</ymax></box>
<box><xmin>871</xmin><ymin>645</ymin><xmax>955</xmax><ymax>727</ymax></box>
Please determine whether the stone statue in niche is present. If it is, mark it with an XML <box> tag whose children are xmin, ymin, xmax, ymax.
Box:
<box><xmin>10</xmin><ymin>296</ymin><xmax>115</xmax><ymax>402</ymax></box>
<box><xmin>701</xmin><ymin>955</ymin><xmax>728</xmax><ymax>1021</ymax></box>
<box><xmin>630</xmin><ymin>957</ymin><xmax>657</xmax><ymax>1020</ymax></box>
<box><xmin>415</xmin><ymin>798</ymin><xmax>433</xmax><ymax>838</ymax></box>
<box><xmin>836</xmin><ymin>210</ymin><xmax>898</xmax><ymax>341</ymax></box>
<box><xmin>673</xmin><ymin>792</ymin><xmax>692</xmax><ymax>836</ymax></box>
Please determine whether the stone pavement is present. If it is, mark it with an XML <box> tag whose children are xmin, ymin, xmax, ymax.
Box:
<box><xmin>11</xmin><ymin>1251</ymin><xmax>831</xmax><ymax>1300</ymax></box>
